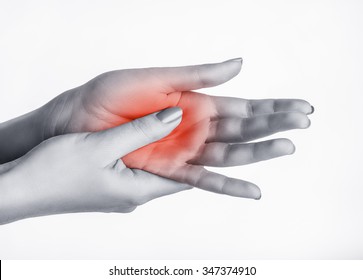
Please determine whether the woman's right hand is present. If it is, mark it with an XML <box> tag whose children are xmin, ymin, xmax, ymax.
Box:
<box><xmin>0</xmin><ymin>108</ymin><xmax>192</xmax><ymax>225</ymax></box>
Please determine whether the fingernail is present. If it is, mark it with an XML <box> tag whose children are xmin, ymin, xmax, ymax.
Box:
<box><xmin>156</xmin><ymin>107</ymin><xmax>183</xmax><ymax>123</ymax></box>
<box><xmin>226</xmin><ymin>57</ymin><xmax>243</xmax><ymax>64</ymax></box>
<box><xmin>311</xmin><ymin>105</ymin><xmax>315</xmax><ymax>114</ymax></box>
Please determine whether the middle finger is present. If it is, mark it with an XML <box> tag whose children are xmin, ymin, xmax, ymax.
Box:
<box><xmin>207</xmin><ymin>112</ymin><xmax>310</xmax><ymax>143</ymax></box>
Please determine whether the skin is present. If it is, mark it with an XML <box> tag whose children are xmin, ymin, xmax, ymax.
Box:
<box><xmin>0</xmin><ymin>58</ymin><xmax>313</xmax><ymax>224</ymax></box>
<box><xmin>0</xmin><ymin>109</ymin><xmax>191</xmax><ymax>225</ymax></box>
<box><xmin>41</xmin><ymin>58</ymin><xmax>312</xmax><ymax>196</ymax></box>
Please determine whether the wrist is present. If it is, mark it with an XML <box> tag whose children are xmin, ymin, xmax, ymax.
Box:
<box><xmin>41</xmin><ymin>88</ymin><xmax>80</xmax><ymax>139</ymax></box>
<box><xmin>0</xmin><ymin>87</ymin><xmax>79</xmax><ymax>164</ymax></box>
<box><xmin>0</xmin><ymin>107</ymin><xmax>45</xmax><ymax>163</ymax></box>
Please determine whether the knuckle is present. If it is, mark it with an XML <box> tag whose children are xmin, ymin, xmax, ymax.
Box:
<box><xmin>250</xmin><ymin>143</ymin><xmax>258</xmax><ymax>161</ymax></box>
<box><xmin>130</xmin><ymin>195</ymin><xmax>149</xmax><ymax>206</ymax></box>
<box><xmin>107</xmin><ymin>205</ymin><xmax>137</xmax><ymax>213</ymax></box>
<box><xmin>239</xmin><ymin>119</ymin><xmax>247</xmax><ymax>141</ymax></box>
<box><xmin>87</xmin><ymin>73</ymin><xmax>109</xmax><ymax>92</ymax></box>
<box><xmin>120</xmin><ymin>206</ymin><xmax>137</xmax><ymax>213</ymax></box>
<box><xmin>192</xmin><ymin>67</ymin><xmax>204</xmax><ymax>87</ymax></box>
<box><xmin>246</xmin><ymin>100</ymin><xmax>254</xmax><ymax>117</ymax></box>
<box><xmin>130</xmin><ymin>118</ymin><xmax>157</xmax><ymax>142</ymax></box>
<box><xmin>220</xmin><ymin>176</ymin><xmax>232</xmax><ymax>195</ymax></box>
<box><xmin>222</xmin><ymin>144</ymin><xmax>231</xmax><ymax>165</ymax></box>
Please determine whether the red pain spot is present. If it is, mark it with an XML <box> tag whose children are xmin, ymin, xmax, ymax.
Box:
<box><xmin>106</xmin><ymin>90</ymin><xmax>215</xmax><ymax>178</ymax></box>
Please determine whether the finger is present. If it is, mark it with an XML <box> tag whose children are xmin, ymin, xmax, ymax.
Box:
<box><xmin>173</xmin><ymin>165</ymin><xmax>261</xmax><ymax>199</ymax></box>
<box><xmin>249</xmin><ymin>99</ymin><xmax>314</xmax><ymax>115</ymax></box>
<box><xmin>189</xmin><ymin>138</ymin><xmax>295</xmax><ymax>167</ymax></box>
<box><xmin>207</xmin><ymin>112</ymin><xmax>310</xmax><ymax>143</ymax></box>
<box><xmin>153</xmin><ymin>58</ymin><xmax>242</xmax><ymax>91</ymax></box>
<box><xmin>212</xmin><ymin>97</ymin><xmax>313</xmax><ymax>119</ymax></box>
<box><xmin>85</xmin><ymin>107</ymin><xmax>182</xmax><ymax>163</ymax></box>
<box><xmin>126</xmin><ymin>169</ymin><xmax>193</xmax><ymax>205</ymax></box>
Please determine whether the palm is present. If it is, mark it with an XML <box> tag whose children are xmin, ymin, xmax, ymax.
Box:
<box><xmin>74</xmin><ymin>71</ymin><xmax>216</xmax><ymax>180</ymax></box>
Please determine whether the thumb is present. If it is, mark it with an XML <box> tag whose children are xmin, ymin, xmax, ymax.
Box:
<box><xmin>153</xmin><ymin>57</ymin><xmax>243</xmax><ymax>91</ymax></box>
<box><xmin>86</xmin><ymin>107</ymin><xmax>182</xmax><ymax>163</ymax></box>
<box><xmin>102</xmin><ymin>58</ymin><xmax>243</xmax><ymax>94</ymax></box>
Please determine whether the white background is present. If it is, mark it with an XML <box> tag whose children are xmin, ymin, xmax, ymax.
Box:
<box><xmin>0</xmin><ymin>0</ymin><xmax>362</xmax><ymax>259</ymax></box>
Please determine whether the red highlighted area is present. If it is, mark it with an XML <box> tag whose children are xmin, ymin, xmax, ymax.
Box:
<box><xmin>85</xmin><ymin>84</ymin><xmax>216</xmax><ymax>178</ymax></box>
<box><xmin>122</xmin><ymin>91</ymin><xmax>215</xmax><ymax>177</ymax></box>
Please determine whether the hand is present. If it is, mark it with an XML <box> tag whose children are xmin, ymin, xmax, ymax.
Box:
<box><xmin>42</xmin><ymin>58</ymin><xmax>312</xmax><ymax>198</ymax></box>
<box><xmin>0</xmin><ymin>108</ymin><xmax>191</xmax><ymax>225</ymax></box>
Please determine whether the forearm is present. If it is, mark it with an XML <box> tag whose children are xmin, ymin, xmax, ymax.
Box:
<box><xmin>0</xmin><ymin>168</ymin><xmax>33</xmax><ymax>225</ymax></box>
<box><xmin>0</xmin><ymin>88</ymin><xmax>78</xmax><ymax>164</ymax></box>
<box><xmin>0</xmin><ymin>107</ymin><xmax>47</xmax><ymax>163</ymax></box>
<box><xmin>0</xmin><ymin>165</ymin><xmax>59</xmax><ymax>225</ymax></box>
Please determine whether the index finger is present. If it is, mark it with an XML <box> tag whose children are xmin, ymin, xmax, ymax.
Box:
<box><xmin>212</xmin><ymin>97</ymin><xmax>313</xmax><ymax>118</ymax></box>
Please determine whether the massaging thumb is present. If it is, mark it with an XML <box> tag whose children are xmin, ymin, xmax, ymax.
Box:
<box><xmin>88</xmin><ymin>107</ymin><xmax>183</xmax><ymax>162</ymax></box>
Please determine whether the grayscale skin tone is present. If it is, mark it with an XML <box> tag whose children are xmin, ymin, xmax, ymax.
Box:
<box><xmin>0</xmin><ymin>59</ymin><xmax>313</xmax><ymax>224</ymax></box>
<box><xmin>0</xmin><ymin>109</ymin><xmax>192</xmax><ymax>225</ymax></box>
